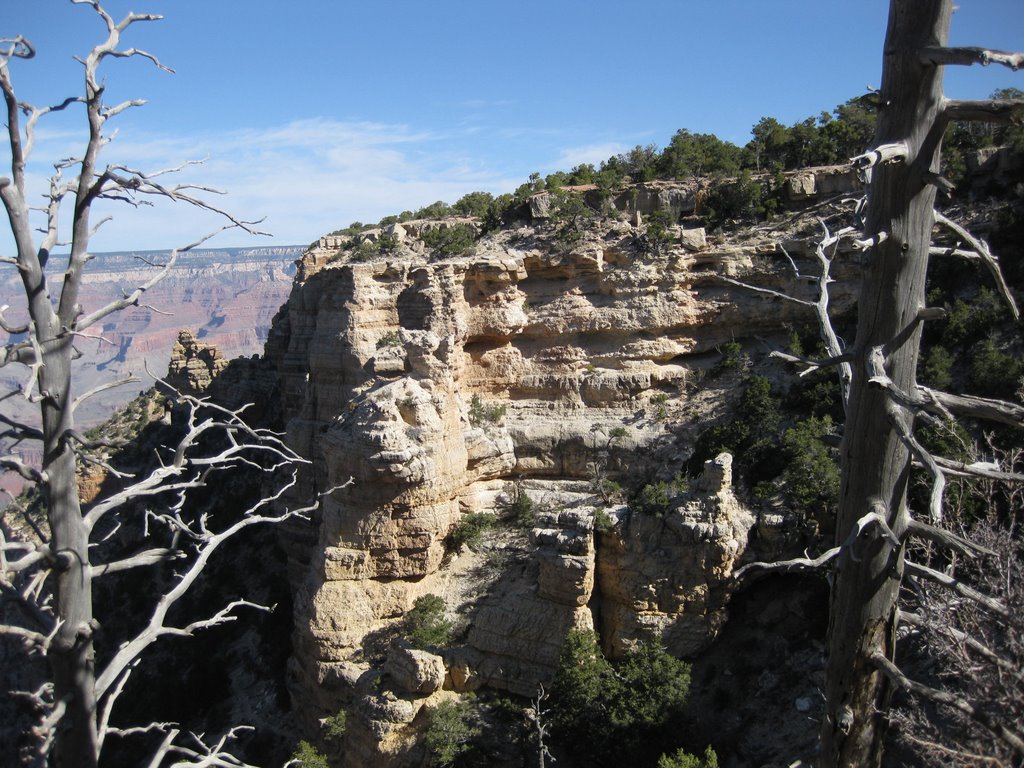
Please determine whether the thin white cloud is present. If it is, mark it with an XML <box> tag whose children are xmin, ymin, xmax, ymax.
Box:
<box><xmin>552</xmin><ymin>142</ymin><xmax>628</xmax><ymax>170</ymax></box>
<box><xmin>2</xmin><ymin>118</ymin><xmax>524</xmax><ymax>253</ymax></box>
<box><xmin>1</xmin><ymin>114</ymin><xmax>649</xmax><ymax>257</ymax></box>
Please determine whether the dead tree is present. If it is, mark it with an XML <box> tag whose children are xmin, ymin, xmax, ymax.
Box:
<box><xmin>818</xmin><ymin>2</ymin><xmax>1023</xmax><ymax>766</ymax></box>
<box><xmin>0</xmin><ymin>4</ymin><xmax>322</xmax><ymax>766</ymax></box>
<box><xmin>728</xmin><ymin>3</ymin><xmax>1023</xmax><ymax>764</ymax></box>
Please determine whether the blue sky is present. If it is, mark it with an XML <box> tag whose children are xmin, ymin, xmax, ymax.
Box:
<box><xmin>2</xmin><ymin>0</ymin><xmax>1022</xmax><ymax>252</ymax></box>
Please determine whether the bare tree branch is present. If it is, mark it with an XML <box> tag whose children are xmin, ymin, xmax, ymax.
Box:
<box><xmin>94</xmin><ymin>475</ymin><xmax>313</xmax><ymax>699</ymax></box>
<box><xmin>921</xmin><ymin>46</ymin><xmax>1024</xmax><ymax>70</ymax></box>
<box><xmin>71</xmin><ymin>375</ymin><xmax>141</xmax><ymax>413</ymax></box>
<box><xmin>852</xmin><ymin>142</ymin><xmax>909</xmax><ymax>170</ymax></box>
<box><xmin>905</xmin><ymin>561</ymin><xmax>1009</xmax><ymax>618</ymax></box>
<box><xmin>872</xmin><ymin>653</ymin><xmax>1024</xmax><ymax>756</ymax></box>
<box><xmin>0</xmin><ymin>453</ymin><xmax>44</xmax><ymax>483</ymax></box>
<box><xmin>898</xmin><ymin>610</ymin><xmax>1021</xmax><ymax>681</ymax></box>
<box><xmin>915</xmin><ymin>387</ymin><xmax>1024</xmax><ymax>430</ymax></box>
<box><xmin>906</xmin><ymin>518</ymin><xmax>996</xmax><ymax>559</ymax></box>
<box><xmin>733</xmin><ymin>546</ymin><xmax>841</xmax><ymax>582</ymax></box>
<box><xmin>931</xmin><ymin>454</ymin><xmax>1024</xmax><ymax>483</ymax></box>
<box><xmin>89</xmin><ymin>548</ymin><xmax>184</xmax><ymax>577</ymax></box>
<box><xmin>933</xmin><ymin>210</ymin><xmax>1019</xmax><ymax>320</ymax></box>
<box><xmin>941</xmin><ymin>97</ymin><xmax>1024</xmax><ymax>124</ymax></box>
<box><xmin>140</xmin><ymin>726</ymin><xmax>263</xmax><ymax>768</ymax></box>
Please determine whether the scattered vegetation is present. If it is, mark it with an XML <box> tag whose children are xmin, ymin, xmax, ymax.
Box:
<box><xmin>716</xmin><ymin>340</ymin><xmax>746</xmax><ymax>371</ymax></box>
<box><xmin>503</xmin><ymin>488</ymin><xmax>536</xmax><ymax>528</ymax></box>
<box><xmin>630</xmin><ymin>474</ymin><xmax>690</xmax><ymax>518</ymax></box>
<box><xmin>650</xmin><ymin>392</ymin><xmax>670</xmax><ymax>421</ymax></box>
<box><xmin>468</xmin><ymin>394</ymin><xmax>506</xmax><ymax>426</ymax></box>
<box><xmin>658</xmin><ymin>746</ymin><xmax>720</xmax><ymax>768</ymax></box>
<box><xmin>376</xmin><ymin>330</ymin><xmax>402</xmax><ymax>349</ymax></box>
<box><xmin>448</xmin><ymin>512</ymin><xmax>495</xmax><ymax>551</ymax></box>
<box><xmin>637</xmin><ymin>209</ymin><xmax>678</xmax><ymax>256</ymax></box>
<box><xmin>779</xmin><ymin>415</ymin><xmax>840</xmax><ymax>520</ymax></box>
<box><xmin>549</xmin><ymin>188</ymin><xmax>600</xmax><ymax>250</ymax></box>
<box><xmin>593</xmin><ymin>507</ymin><xmax>616</xmax><ymax>535</ymax></box>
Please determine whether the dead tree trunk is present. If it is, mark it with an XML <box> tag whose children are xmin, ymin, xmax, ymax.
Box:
<box><xmin>820</xmin><ymin>2</ymin><xmax>950</xmax><ymax>765</ymax></box>
<box><xmin>1</xmin><ymin>6</ymin><xmax>324</xmax><ymax>766</ymax></box>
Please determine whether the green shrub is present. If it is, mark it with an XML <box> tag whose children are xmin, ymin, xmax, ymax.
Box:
<box><xmin>688</xmin><ymin>375</ymin><xmax>783</xmax><ymax>483</ymax></box>
<box><xmin>703</xmin><ymin>170</ymin><xmax>773</xmax><ymax>228</ymax></box>
<box><xmin>630</xmin><ymin>475</ymin><xmax>689</xmax><ymax>518</ymax></box>
<box><xmin>550</xmin><ymin>630</ymin><xmax>694</xmax><ymax>767</ymax></box>
<box><xmin>377</xmin><ymin>232</ymin><xmax>400</xmax><ymax>255</ymax></box>
<box><xmin>969</xmin><ymin>337</ymin><xmax>1023</xmax><ymax>398</ymax></box>
<box><xmin>422</xmin><ymin>223</ymin><xmax>477</xmax><ymax>258</ymax></box>
<box><xmin>550</xmin><ymin>189</ymin><xmax>598</xmax><ymax>249</ymax></box>
<box><xmin>416</xmin><ymin>200</ymin><xmax>452</xmax><ymax>219</ymax></box>
<box><xmin>324</xmin><ymin>708</ymin><xmax>347</xmax><ymax>740</ymax></box>
<box><xmin>425</xmin><ymin>698</ymin><xmax>480</xmax><ymax>767</ymax></box>
<box><xmin>348</xmin><ymin>239</ymin><xmax>380</xmax><ymax>263</ymax></box>
<box><xmin>593</xmin><ymin>477</ymin><xmax>624</xmax><ymax>504</ymax></box>
<box><xmin>468</xmin><ymin>394</ymin><xmax>506</xmax><ymax>426</ymax></box>
<box><xmin>448</xmin><ymin>513</ymin><xmax>494</xmax><ymax>551</ymax></box>
<box><xmin>631</xmin><ymin>481</ymin><xmax>672</xmax><ymax>517</ymax></box>
<box><xmin>452</xmin><ymin>191</ymin><xmax>495</xmax><ymax>219</ymax></box>
<box><xmin>658</xmin><ymin>746</ymin><xmax>719</xmax><ymax>768</ymax></box>
<box><xmin>505</xmin><ymin>490</ymin><xmax>536</xmax><ymax>527</ymax></box>
<box><xmin>593</xmin><ymin>507</ymin><xmax>616</xmax><ymax>535</ymax></box>
<box><xmin>650</xmin><ymin>392</ymin><xmax>670</xmax><ymax>421</ymax></box>
<box><xmin>942</xmin><ymin>287</ymin><xmax>1006</xmax><ymax>346</ymax></box>
<box><xmin>376</xmin><ymin>331</ymin><xmax>402</xmax><ymax>349</ymax></box>
<box><xmin>781</xmin><ymin>416</ymin><xmax>839</xmax><ymax>518</ymax></box>
<box><xmin>717</xmin><ymin>340</ymin><xmax>745</xmax><ymax>371</ymax></box>
<box><xmin>404</xmin><ymin>594</ymin><xmax>452</xmax><ymax>650</ymax></box>
<box><xmin>290</xmin><ymin>740</ymin><xmax>329</xmax><ymax>768</ymax></box>
<box><xmin>640</xmin><ymin>209</ymin><xmax>678</xmax><ymax>256</ymax></box>
<box><xmin>918</xmin><ymin>344</ymin><xmax>954</xmax><ymax>390</ymax></box>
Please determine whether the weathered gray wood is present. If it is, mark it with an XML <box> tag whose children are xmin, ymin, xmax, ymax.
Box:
<box><xmin>820</xmin><ymin>2</ymin><xmax>951</xmax><ymax>765</ymax></box>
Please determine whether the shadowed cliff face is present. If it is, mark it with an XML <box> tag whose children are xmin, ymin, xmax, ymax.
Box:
<box><xmin>261</xmin><ymin>172</ymin><xmax>862</xmax><ymax>764</ymax></box>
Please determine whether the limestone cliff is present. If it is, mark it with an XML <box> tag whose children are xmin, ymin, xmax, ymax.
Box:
<box><xmin>262</xmin><ymin>170</ymin><xmax>860</xmax><ymax>763</ymax></box>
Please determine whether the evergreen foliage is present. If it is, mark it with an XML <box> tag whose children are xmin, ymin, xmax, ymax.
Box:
<box><xmin>425</xmin><ymin>699</ymin><xmax>480</xmax><ymax>767</ymax></box>
<box><xmin>404</xmin><ymin>595</ymin><xmax>453</xmax><ymax>650</ymax></box>
<box><xmin>452</xmin><ymin>191</ymin><xmax>495</xmax><ymax>218</ymax></box>
<box><xmin>658</xmin><ymin>746</ymin><xmax>720</xmax><ymax>768</ymax></box>
<box><xmin>422</xmin><ymin>223</ymin><xmax>477</xmax><ymax>257</ymax></box>
<box><xmin>630</xmin><ymin>475</ymin><xmax>689</xmax><ymax>518</ymax></box>
<box><xmin>689</xmin><ymin>375</ymin><xmax>782</xmax><ymax>483</ymax></box>
<box><xmin>549</xmin><ymin>630</ymin><xmax>704</xmax><ymax>767</ymax></box>
<box><xmin>504</xmin><ymin>489</ymin><xmax>536</xmax><ymax>527</ymax></box>
<box><xmin>468</xmin><ymin>394</ymin><xmax>506</xmax><ymax>426</ymax></box>
<box><xmin>780</xmin><ymin>416</ymin><xmax>840</xmax><ymax>518</ymax></box>
<box><xmin>448</xmin><ymin>512</ymin><xmax>495</xmax><ymax>551</ymax></box>
<box><xmin>290</xmin><ymin>740</ymin><xmax>329</xmax><ymax>768</ymax></box>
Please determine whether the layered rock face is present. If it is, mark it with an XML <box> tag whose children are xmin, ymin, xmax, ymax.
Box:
<box><xmin>264</xmin><ymin>173</ymin><xmax>859</xmax><ymax>762</ymax></box>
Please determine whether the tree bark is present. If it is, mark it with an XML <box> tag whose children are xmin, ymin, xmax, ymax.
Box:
<box><xmin>819</xmin><ymin>2</ymin><xmax>950</xmax><ymax>765</ymax></box>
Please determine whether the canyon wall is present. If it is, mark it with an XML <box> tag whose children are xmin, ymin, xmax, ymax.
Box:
<box><xmin>262</xmin><ymin>170</ymin><xmax>861</xmax><ymax>764</ymax></box>
<box><xmin>0</xmin><ymin>247</ymin><xmax>300</xmax><ymax>499</ymax></box>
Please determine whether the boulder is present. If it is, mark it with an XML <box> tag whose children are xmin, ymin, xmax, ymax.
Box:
<box><xmin>384</xmin><ymin>646</ymin><xmax>446</xmax><ymax>695</ymax></box>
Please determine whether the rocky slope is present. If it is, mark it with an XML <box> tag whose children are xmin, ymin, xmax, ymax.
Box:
<box><xmin>258</xmin><ymin>169</ymin><xmax>863</xmax><ymax>764</ymax></box>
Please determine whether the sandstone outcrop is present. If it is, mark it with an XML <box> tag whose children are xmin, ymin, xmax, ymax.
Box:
<box><xmin>264</xmin><ymin>186</ymin><xmax>860</xmax><ymax>764</ymax></box>
<box><xmin>166</xmin><ymin>330</ymin><xmax>228</xmax><ymax>395</ymax></box>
